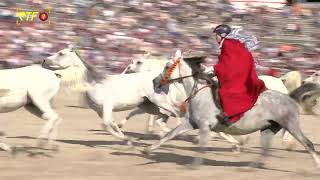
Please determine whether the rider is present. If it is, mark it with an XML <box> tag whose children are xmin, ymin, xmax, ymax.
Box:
<box><xmin>205</xmin><ymin>24</ymin><xmax>267</xmax><ymax>125</ymax></box>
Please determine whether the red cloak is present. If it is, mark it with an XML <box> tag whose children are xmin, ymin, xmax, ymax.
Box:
<box><xmin>213</xmin><ymin>39</ymin><xmax>267</xmax><ymax>123</ymax></box>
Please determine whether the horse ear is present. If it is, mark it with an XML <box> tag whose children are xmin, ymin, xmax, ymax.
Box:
<box><xmin>174</xmin><ymin>50</ymin><xmax>182</xmax><ymax>60</ymax></box>
<box><xmin>68</xmin><ymin>44</ymin><xmax>75</xmax><ymax>52</ymax></box>
<box><xmin>144</xmin><ymin>52</ymin><xmax>151</xmax><ymax>58</ymax></box>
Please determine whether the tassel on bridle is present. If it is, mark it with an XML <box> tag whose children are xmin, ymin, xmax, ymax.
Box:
<box><xmin>160</xmin><ymin>57</ymin><xmax>181</xmax><ymax>85</ymax></box>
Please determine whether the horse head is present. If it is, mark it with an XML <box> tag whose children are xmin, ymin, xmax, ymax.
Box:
<box><xmin>153</xmin><ymin>50</ymin><xmax>207</xmax><ymax>88</ymax></box>
<box><xmin>125</xmin><ymin>54</ymin><xmax>168</xmax><ymax>74</ymax></box>
<box><xmin>303</xmin><ymin>71</ymin><xmax>320</xmax><ymax>85</ymax></box>
<box><xmin>43</xmin><ymin>46</ymin><xmax>82</xmax><ymax>70</ymax></box>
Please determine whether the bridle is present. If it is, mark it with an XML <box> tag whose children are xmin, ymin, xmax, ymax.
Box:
<box><xmin>159</xmin><ymin>56</ymin><xmax>212</xmax><ymax>113</ymax></box>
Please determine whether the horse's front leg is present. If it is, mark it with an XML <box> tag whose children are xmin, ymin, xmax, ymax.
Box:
<box><xmin>101</xmin><ymin>100</ymin><xmax>133</xmax><ymax>146</ymax></box>
<box><xmin>190</xmin><ymin>124</ymin><xmax>211</xmax><ymax>169</ymax></box>
<box><xmin>218</xmin><ymin>132</ymin><xmax>241</xmax><ymax>153</ymax></box>
<box><xmin>143</xmin><ymin>119</ymin><xmax>194</xmax><ymax>155</ymax></box>
<box><xmin>118</xmin><ymin>108</ymin><xmax>145</xmax><ymax>128</ymax></box>
<box><xmin>146</xmin><ymin>114</ymin><xmax>155</xmax><ymax>134</ymax></box>
<box><xmin>154</xmin><ymin>115</ymin><xmax>171</xmax><ymax>137</ymax></box>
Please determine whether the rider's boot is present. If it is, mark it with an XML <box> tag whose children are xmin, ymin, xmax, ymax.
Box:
<box><xmin>216</xmin><ymin>112</ymin><xmax>231</xmax><ymax>126</ymax></box>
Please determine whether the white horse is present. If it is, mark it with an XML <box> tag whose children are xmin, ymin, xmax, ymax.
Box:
<box><xmin>280</xmin><ymin>71</ymin><xmax>302</xmax><ymax>93</ymax></box>
<box><xmin>42</xmin><ymin>47</ymin><xmax>189</xmax><ymax>144</ymax></box>
<box><xmin>303</xmin><ymin>70</ymin><xmax>320</xmax><ymax>85</ymax></box>
<box><xmin>143</xmin><ymin>50</ymin><xmax>320</xmax><ymax>168</ymax></box>
<box><xmin>0</xmin><ymin>65</ymin><xmax>62</xmax><ymax>153</ymax></box>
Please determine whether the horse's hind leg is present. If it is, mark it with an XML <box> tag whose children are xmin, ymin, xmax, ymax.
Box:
<box><xmin>251</xmin><ymin>121</ymin><xmax>281</xmax><ymax>168</ymax></box>
<box><xmin>0</xmin><ymin>133</ymin><xmax>12</xmax><ymax>153</ymax></box>
<box><xmin>285</xmin><ymin>120</ymin><xmax>320</xmax><ymax>168</ymax></box>
<box><xmin>282</xmin><ymin>130</ymin><xmax>296</xmax><ymax>150</ymax></box>
<box><xmin>28</xmin><ymin>94</ymin><xmax>61</xmax><ymax>149</ymax></box>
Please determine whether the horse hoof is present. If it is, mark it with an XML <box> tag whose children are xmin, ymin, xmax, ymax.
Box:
<box><xmin>157</xmin><ymin>131</ymin><xmax>166</xmax><ymax>139</ymax></box>
<box><xmin>249</xmin><ymin>161</ymin><xmax>264</xmax><ymax>168</ymax></box>
<box><xmin>232</xmin><ymin>145</ymin><xmax>241</xmax><ymax>153</ymax></box>
<box><xmin>10</xmin><ymin>147</ymin><xmax>18</xmax><ymax>157</ymax></box>
<box><xmin>192</xmin><ymin>136</ymin><xmax>200</xmax><ymax>145</ymax></box>
<box><xmin>188</xmin><ymin>158</ymin><xmax>203</xmax><ymax>170</ymax></box>
<box><xmin>239</xmin><ymin>136</ymin><xmax>250</xmax><ymax>146</ymax></box>
<box><xmin>36</xmin><ymin>138</ymin><xmax>48</xmax><ymax>148</ymax></box>
<box><xmin>141</xmin><ymin>147</ymin><xmax>152</xmax><ymax>156</ymax></box>
<box><xmin>145</xmin><ymin>130</ymin><xmax>155</xmax><ymax>135</ymax></box>
<box><xmin>50</xmin><ymin>144</ymin><xmax>60</xmax><ymax>152</ymax></box>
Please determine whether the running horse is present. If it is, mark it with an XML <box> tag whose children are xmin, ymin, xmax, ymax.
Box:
<box><xmin>143</xmin><ymin>50</ymin><xmax>320</xmax><ymax>168</ymax></box>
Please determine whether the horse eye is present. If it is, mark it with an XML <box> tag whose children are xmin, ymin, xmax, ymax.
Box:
<box><xmin>315</xmin><ymin>74</ymin><xmax>319</xmax><ymax>77</ymax></box>
<box><xmin>137</xmin><ymin>61</ymin><xmax>142</xmax><ymax>64</ymax></box>
<box><xmin>59</xmin><ymin>52</ymin><xmax>63</xmax><ymax>56</ymax></box>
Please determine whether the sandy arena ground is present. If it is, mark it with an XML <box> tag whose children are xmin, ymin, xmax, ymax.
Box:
<box><xmin>1</xmin><ymin>90</ymin><xmax>320</xmax><ymax>180</ymax></box>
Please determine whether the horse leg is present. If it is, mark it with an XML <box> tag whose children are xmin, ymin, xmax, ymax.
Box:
<box><xmin>154</xmin><ymin>115</ymin><xmax>171</xmax><ymax>137</ymax></box>
<box><xmin>190</xmin><ymin>125</ymin><xmax>211</xmax><ymax>169</ymax></box>
<box><xmin>218</xmin><ymin>132</ymin><xmax>241</xmax><ymax>153</ymax></box>
<box><xmin>47</xmin><ymin>118</ymin><xmax>62</xmax><ymax>151</ymax></box>
<box><xmin>118</xmin><ymin>108</ymin><xmax>145</xmax><ymax>128</ymax></box>
<box><xmin>282</xmin><ymin>130</ymin><xmax>296</xmax><ymax>150</ymax></box>
<box><xmin>146</xmin><ymin>115</ymin><xmax>155</xmax><ymax>134</ymax></box>
<box><xmin>285</xmin><ymin>121</ymin><xmax>320</xmax><ymax>168</ymax></box>
<box><xmin>29</xmin><ymin>95</ymin><xmax>61</xmax><ymax>149</ymax></box>
<box><xmin>0</xmin><ymin>132</ymin><xmax>12</xmax><ymax>153</ymax></box>
<box><xmin>0</xmin><ymin>143</ymin><xmax>12</xmax><ymax>153</ymax></box>
<box><xmin>176</xmin><ymin>117</ymin><xmax>182</xmax><ymax>126</ymax></box>
<box><xmin>143</xmin><ymin>120</ymin><xmax>194</xmax><ymax>155</ymax></box>
<box><xmin>101</xmin><ymin>101</ymin><xmax>132</xmax><ymax>146</ymax></box>
<box><xmin>250</xmin><ymin>122</ymin><xmax>281</xmax><ymax>168</ymax></box>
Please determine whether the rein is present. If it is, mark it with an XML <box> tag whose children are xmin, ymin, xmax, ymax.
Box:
<box><xmin>180</xmin><ymin>82</ymin><xmax>212</xmax><ymax>113</ymax></box>
<box><xmin>159</xmin><ymin>56</ymin><xmax>212</xmax><ymax>113</ymax></box>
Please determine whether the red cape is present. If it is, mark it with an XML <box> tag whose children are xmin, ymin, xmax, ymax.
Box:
<box><xmin>214</xmin><ymin>39</ymin><xmax>267</xmax><ymax>123</ymax></box>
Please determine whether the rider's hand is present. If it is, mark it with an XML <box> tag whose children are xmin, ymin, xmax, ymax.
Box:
<box><xmin>203</xmin><ymin>66</ymin><xmax>215</xmax><ymax>78</ymax></box>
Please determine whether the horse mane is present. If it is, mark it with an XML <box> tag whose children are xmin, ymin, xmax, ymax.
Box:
<box><xmin>74</xmin><ymin>50</ymin><xmax>107</xmax><ymax>82</ymax></box>
<box><xmin>54</xmin><ymin>66</ymin><xmax>88</xmax><ymax>93</ymax></box>
<box><xmin>54</xmin><ymin>49</ymin><xmax>107</xmax><ymax>93</ymax></box>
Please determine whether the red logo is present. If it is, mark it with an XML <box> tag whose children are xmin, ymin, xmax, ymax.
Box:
<box><xmin>39</xmin><ymin>11</ymin><xmax>48</xmax><ymax>21</ymax></box>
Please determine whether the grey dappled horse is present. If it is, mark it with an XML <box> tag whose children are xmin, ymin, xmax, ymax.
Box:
<box><xmin>143</xmin><ymin>50</ymin><xmax>320</xmax><ymax>169</ymax></box>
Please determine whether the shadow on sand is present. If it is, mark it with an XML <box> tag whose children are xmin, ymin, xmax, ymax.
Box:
<box><xmin>110</xmin><ymin>151</ymin><xmax>293</xmax><ymax>173</ymax></box>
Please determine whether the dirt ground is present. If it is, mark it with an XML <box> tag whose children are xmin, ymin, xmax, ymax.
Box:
<box><xmin>1</xmin><ymin>91</ymin><xmax>320</xmax><ymax>180</ymax></box>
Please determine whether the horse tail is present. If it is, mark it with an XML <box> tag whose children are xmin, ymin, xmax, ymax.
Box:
<box><xmin>289</xmin><ymin>83</ymin><xmax>320</xmax><ymax>115</ymax></box>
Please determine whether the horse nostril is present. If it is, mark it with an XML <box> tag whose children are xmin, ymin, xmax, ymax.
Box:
<box><xmin>42</xmin><ymin>59</ymin><xmax>46</xmax><ymax>66</ymax></box>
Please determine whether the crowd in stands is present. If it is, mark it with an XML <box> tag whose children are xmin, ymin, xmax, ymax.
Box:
<box><xmin>0</xmin><ymin>0</ymin><xmax>319</xmax><ymax>76</ymax></box>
